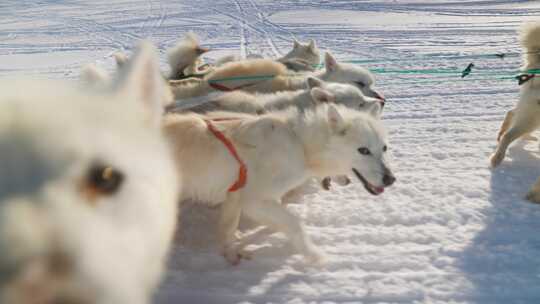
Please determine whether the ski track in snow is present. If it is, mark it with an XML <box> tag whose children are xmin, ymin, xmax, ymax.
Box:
<box><xmin>2</xmin><ymin>1</ymin><xmax>540</xmax><ymax>303</ymax></box>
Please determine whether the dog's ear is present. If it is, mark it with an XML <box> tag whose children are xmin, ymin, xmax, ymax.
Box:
<box><xmin>367</xmin><ymin>100</ymin><xmax>383</xmax><ymax>119</ymax></box>
<box><xmin>293</xmin><ymin>39</ymin><xmax>300</xmax><ymax>49</ymax></box>
<box><xmin>308</xmin><ymin>39</ymin><xmax>316</xmax><ymax>51</ymax></box>
<box><xmin>113</xmin><ymin>41</ymin><xmax>164</xmax><ymax>127</ymax></box>
<box><xmin>325</xmin><ymin>52</ymin><xmax>339</xmax><ymax>72</ymax></box>
<box><xmin>311</xmin><ymin>87</ymin><xmax>336</xmax><ymax>104</ymax></box>
<box><xmin>80</xmin><ymin>64</ymin><xmax>110</xmax><ymax>87</ymax></box>
<box><xmin>306</xmin><ymin>76</ymin><xmax>324</xmax><ymax>88</ymax></box>
<box><xmin>113</xmin><ymin>52</ymin><xmax>129</xmax><ymax>69</ymax></box>
<box><xmin>327</xmin><ymin>104</ymin><xmax>346</xmax><ymax>133</ymax></box>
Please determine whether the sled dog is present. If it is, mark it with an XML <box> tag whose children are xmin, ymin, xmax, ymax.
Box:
<box><xmin>0</xmin><ymin>42</ymin><xmax>179</xmax><ymax>304</ymax></box>
<box><xmin>164</xmin><ymin>103</ymin><xmax>395</xmax><ymax>264</ymax></box>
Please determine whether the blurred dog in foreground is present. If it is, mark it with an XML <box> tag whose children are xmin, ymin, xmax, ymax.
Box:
<box><xmin>0</xmin><ymin>42</ymin><xmax>179</xmax><ymax>304</ymax></box>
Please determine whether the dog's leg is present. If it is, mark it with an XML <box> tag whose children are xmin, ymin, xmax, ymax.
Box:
<box><xmin>491</xmin><ymin>118</ymin><xmax>539</xmax><ymax>167</ymax></box>
<box><xmin>526</xmin><ymin>177</ymin><xmax>540</xmax><ymax>203</ymax></box>
<box><xmin>242</xmin><ymin>199</ymin><xmax>324</xmax><ymax>263</ymax></box>
<box><xmin>497</xmin><ymin>109</ymin><xmax>514</xmax><ymax>142</ymax></box>
<box><xmin>217</xmin><ymin>193</ymin><xmax>244</xmax><ymax>265</ymax></box>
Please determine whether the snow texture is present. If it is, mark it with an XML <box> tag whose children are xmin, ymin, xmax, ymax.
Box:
<box><xmin>2</xmin><ymin>0</ymin><xmax>540</xmax><ymax>303</ymax></box>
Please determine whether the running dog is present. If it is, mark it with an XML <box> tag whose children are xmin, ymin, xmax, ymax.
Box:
<box><xmin>490</xmin><ymin>21</ymin><xmax>540</xmax><ymax>203</ymax></box>
<box><xmin>164</xmin><ymin>103</ymin><xmax>395</xmax><ymax>265</ymax></box>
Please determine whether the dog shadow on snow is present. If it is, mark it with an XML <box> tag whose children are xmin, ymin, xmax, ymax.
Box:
<box><xmin>156</xmin><ymin>193</ymin><xmax>318</xmax><ymax>304</ymax></box>
<box><xmin>459</xmin><ymin>140</ymin><xmax>540</xmax><ymax>303</ymax></box>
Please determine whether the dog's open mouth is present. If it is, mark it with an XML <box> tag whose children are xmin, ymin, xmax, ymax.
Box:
<box><xmin>352</xmin><ymin>168</ymin><xmax>384</xmax><ymax>195</ymax></box>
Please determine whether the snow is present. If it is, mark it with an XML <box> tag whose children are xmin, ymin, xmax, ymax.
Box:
<box><xmin>2</xmin><ymin>0</ymin><xmax>540</xmax><ymax>303</ymax></box>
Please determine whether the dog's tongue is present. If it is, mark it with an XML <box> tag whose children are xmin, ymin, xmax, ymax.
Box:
<box><xmin>372</xmin><ymin>185</ymin><xmax>385</xmax><ymax>194</ymax></box>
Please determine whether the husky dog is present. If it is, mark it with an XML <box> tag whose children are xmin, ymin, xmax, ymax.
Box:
<box><xmin>167</xmin><ymin>32</ymin><xmax>210</xmax><ymax>80</ymax></box>
<box><xmin>490</xmin><ymin>22</ymin><xmax>540</xmax><ymax>203</ymax></box>
<box><xmin>164</xmin><ymin>103</ymin><xmax>395</xmax><ymax>264</ymax></box>
<box><xmin>276</xmin><ymin>39</ymin><xmax>320</xmax><ymax>72</ymax></box>
<box><xmin>174</xmin><ymin>77</ymin><xmax>382</xmax><ymax>116</ymax></box>
<box><xmin>0</xmin><ymin>42</ymin><xmax>179</xmax><ymax>304</ymax></box>
<box><xmin>170</xmin><ymin>52</ymin><xmax>385</xmax><ymax>104</ymax></box>
<box><xmin>214</xmin><ymin>39</ymin><xmax>320</xmax><ymax>72</ymax></box>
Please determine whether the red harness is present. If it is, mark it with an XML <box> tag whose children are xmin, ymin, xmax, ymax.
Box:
<box><xmin>204</xmin><ymin>119</ymin><xmax>247</xmax><ymax>192</ymax></box>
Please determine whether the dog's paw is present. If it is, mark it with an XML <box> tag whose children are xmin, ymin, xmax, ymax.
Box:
<box><xmin>221</xmin><ymin>244</ymin><xmax>252</xmax><ymax>265</ymax></box>
<box><xmin>490</xmin><ymin>152</ymin><xmax>504</xmax><ymax>168</ymax></box>
<box><xmin>304</xmin><ymin>249</ymin><xmax>327</xmax><ymax>266</ymax></box>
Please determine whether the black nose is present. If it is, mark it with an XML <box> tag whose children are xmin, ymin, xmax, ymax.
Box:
<box><xmin>383</xmin><ymin>174</ymin><xmax>396</xmax><ymax>186</ymax></box>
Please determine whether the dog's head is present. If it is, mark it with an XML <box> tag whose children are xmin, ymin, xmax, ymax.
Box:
<box><xmin>322</xmin><ymin>104</ymin><xmax>395</xmax><ymax>195</ymax></box>
<box><xmin>321</xmin><ymin>52</ymin><xmax>385</xmax><ymax>103</ymax></box>
<box><xmin>0</xmin><ymin>42</ymin><xmax>178</xmax><ymax>304</ymax></box>
<box><xmin>282</xmin><ymin>39</ymin><xmax>320</xmax><ymax>66</ymax></box>
<box><xmin>168</xmin><ymin>32</ymin><xmax>209</xmax><ymax>79</ymax></box>
<box><xmin>307</xmin><ymin>77</ymin><xmax>383</xmax><ymax>119</ymax></box>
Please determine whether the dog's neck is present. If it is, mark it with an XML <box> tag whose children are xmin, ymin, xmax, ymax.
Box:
<box><xmin>285</xmin><ymin>109</ymin><xmax>344</xmax><ymax>178</ymax></box>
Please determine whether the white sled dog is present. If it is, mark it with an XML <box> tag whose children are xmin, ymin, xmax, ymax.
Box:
<box><xmin>490</xmin><ymin>21</ymin><xmax>540</xmax><ymax>203</ymax></box>
<box><xmin>215</xmin><ymin>39</ymin><xmax>320</xmax><ymax>72</ymax></box>
<box><xmin>173</xmin><ymin>77</ymin><xmax>383</xmax><ymax>193</ymax></box>
<box><xmin>171</xmin><ymin>52</ymin><xmax>385</xmax><ymax>104</ymax></box>
<box><xmin>164</xmin><ymin>103</ymin><xmax>395</xmax><ymax>264</ymax></box>
<box><xmin>174</xmin><ymin>76</ymin><xmax>383</xmax><ymax>117</ymax></box>
<box><xmin>0</xmin><ymin>42</ymin><xmax>179</xmax><ymax>304</ymax></box>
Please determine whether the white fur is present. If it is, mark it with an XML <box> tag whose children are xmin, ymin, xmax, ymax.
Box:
<box><xmin>164</xmin><ymin>104</ymin><xmax>394</xmax><ymax>264</ymax></box>
<box><xmin>280</xmin><ymin>39</ymin><xmax>320</xmax><ymax>66</ymax></box>
<box><xmin>178</xmin><ymin>77</ymin><xmax>382</xmax><ymax>117</ymax></box>
<box><xmin>0</xmin><ymin>42</ymin><xmax>179</xmax><ymax>304</ymax></box>
<box><xmin>168</xmin><ymin>32</ymin><xmax>208</xmax><ymax>79</ymax></box>
<box><xmin>491</xmin><ymin>21</ymin><xmax>540</xmax><ymax>203</ymax></box>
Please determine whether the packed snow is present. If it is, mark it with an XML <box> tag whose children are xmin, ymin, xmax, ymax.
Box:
<box><xmin>2</xmin><ymin>0</ymin><xmax>540</xmax><ymax>303</ymax></box>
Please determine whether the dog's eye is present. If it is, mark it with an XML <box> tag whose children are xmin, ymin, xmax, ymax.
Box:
<box><xmin>383</xmin><ymin>145</ymin><xmax>388</xmax><ymax>152</ymax></box>
<box><xmin>85</xmin><ymin>163</ymin><xmax>124</xmax><ymax>197</ymax></box>
<box><xmin>355</xmin><ymin>81</ymin><xmax>366</xmax><ymax>88</ymax></box>
<box><xmin>358</xmin><ymin>147</ymin><xmax>371</xmax><ymax>155</ymax></box>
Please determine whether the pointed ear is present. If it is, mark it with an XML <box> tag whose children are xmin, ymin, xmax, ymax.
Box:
<box><xmin>308</xmin><ymin>39</ymin><xmax>316</xmax><ymax>51</ymax></box>
<box><xmin>306</xmin><ymin>76</ymin><xmax>324</xmax><ymax>88</ymax></box>
<box><xmin>327</xmin><ymin>104</ymin><xmax>346</xmax><ymax>133</ymax></box>
<box><xmin>293</xmin><ymin>39</ymin><xmax>300</xmax><ymax>49</ymax></box>
<box><xmin>367</xmin><ymin>101</ymin><xmax>382</xmax><ymax>119</ymax></box>
<box><xmin>310</xmin><ymin>87</ymin><xmax>336</xmax><ymax>104</ymax></box>
<box><xmin>113</xmin><ymin>52</ymin><xmax>129</xmax><ymax>69</ymax></box>
<box><xmin>80</xmin><ymin>64</ymin><xmax>109</xmax><ymax>87</ymax></box>
<box><xmin>325</xmin><ymin>52</ymin><xmax>338</xmax><ymax>72</ymax></box>
<box><xmin>113</xmin><ymin>41</ymin><xmax>164</xmax><ymax>127</ymax></box>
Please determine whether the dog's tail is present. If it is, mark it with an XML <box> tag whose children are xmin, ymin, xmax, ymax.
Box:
<box><xmin>520</xmin><ymin>21</ymin><xmax>540</xmax><ymax>68</ymax></box>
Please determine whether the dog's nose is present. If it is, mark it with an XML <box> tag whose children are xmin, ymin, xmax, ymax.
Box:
<box><xmin>383</xmin><ymin>174</ymin><xmax>396</xmax><ymax>186</ymax></box>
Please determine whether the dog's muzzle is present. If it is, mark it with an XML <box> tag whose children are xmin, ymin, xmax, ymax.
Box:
<box><xmin>352</xmin><ymin>168</ymin><xmax>385</xmax><ymax>195</ymax></box>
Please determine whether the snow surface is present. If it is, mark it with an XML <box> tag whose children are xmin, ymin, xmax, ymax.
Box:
<box><xmin>2</xmin><ymin>0</ymin><xmax>540</xmax><ymax>303</ymax></box>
